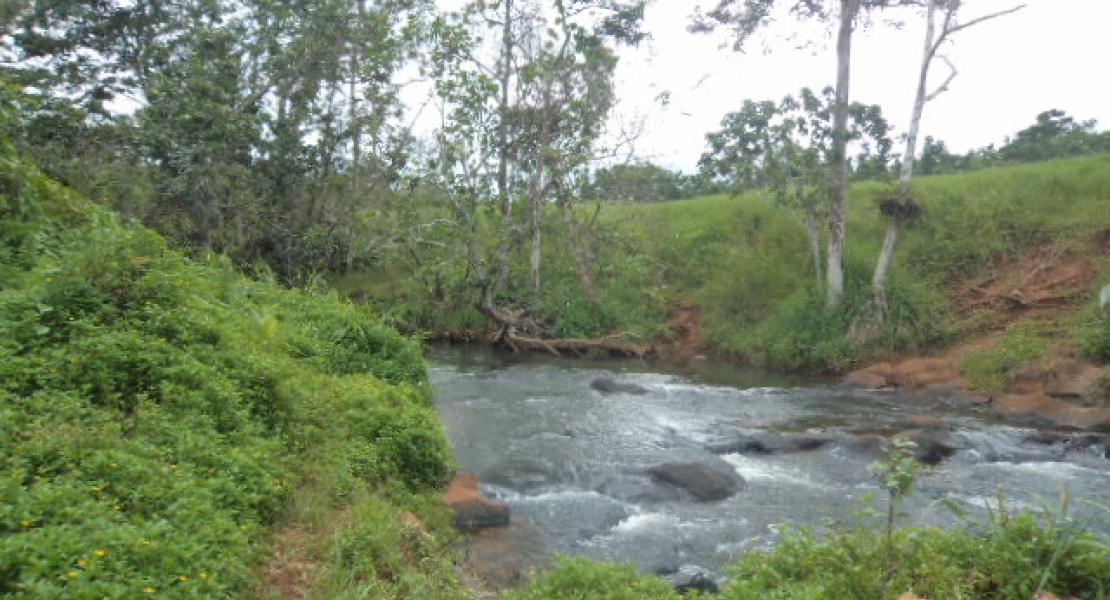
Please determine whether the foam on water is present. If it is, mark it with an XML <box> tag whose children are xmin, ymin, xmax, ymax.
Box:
<box><xmin>720</xmin><ymin>453</ymin><xmax>819</xmax><ymax>487</ymax></box>
<box><xmin>612</xmin><ymin>512</ymin><xmax>683</xmax><ymax>533</ymax></box>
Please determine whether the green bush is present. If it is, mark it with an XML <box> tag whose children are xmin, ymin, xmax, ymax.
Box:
<box><xmin>720</xmin><ymin>510</ymin><xmax>1109</xmax><ymax>600</ymax></box>
<box><xmin>0</xmin><ymin>142</ymin><xmax>454</xmax><ymax>598</ymax></box>
<box><xmin>506</xmin><ymin>557</ymin><xmax>685</xmax><ymax>600</ymax></box>
<box><xmin>962</xmin><ymin>322</ymin><xmax>1048</xmax><ymax>392</ymax></box>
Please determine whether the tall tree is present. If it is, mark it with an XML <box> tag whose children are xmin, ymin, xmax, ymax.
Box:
<box><xmin>692</xmin><ymin>0</ymin><xmax>914</xmax><ymax>307</ymax></box>
<box><xmin>699</xmin><ymin>87</ymin><xmax>892</xmax><ymax>297</ymax></box>
<box><xmin>856</xmin><ymin>0</ymin><xmax>1024</xmax><ymax>337</ymax></box>
<box><xmin>428</xmin><ymin>0</ymin><xmax>643</xmax><ymax>341</ymax></box>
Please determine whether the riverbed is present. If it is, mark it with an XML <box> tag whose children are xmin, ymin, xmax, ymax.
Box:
<box><xmin>428</xmin><ymin>345</ymin><xmax>1110</xmax><ymax>586</ymax></box>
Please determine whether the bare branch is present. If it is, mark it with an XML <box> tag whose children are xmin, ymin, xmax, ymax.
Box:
<box><xmin>945</xmin><ymin>4</ymin><xmax>1026</xmax><ymax>36</ymax></box>
<box><xmin>924</xmin><ymin>55</ymin><xmax>957</xmax><ymax>102</ymax></box>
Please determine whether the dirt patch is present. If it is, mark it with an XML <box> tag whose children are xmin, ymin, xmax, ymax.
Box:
<box><xmin>849</xmin><ymin>242</ymin><xmax>1108</xmax><ymax>429</ymax></box>
<box><xmin>259</xmin><ymin>523</ymin><xmax>324</xmax><ymax>600</ymax></box>
<box><xmin>663</xmin><ymin>305</ymin><xmax>703</xmax><ymax>359</ymax></box>
<box><xmin>953</xmin><ymin>245</ymin><xmax>1098</xmax><ymax>330</ymax></box>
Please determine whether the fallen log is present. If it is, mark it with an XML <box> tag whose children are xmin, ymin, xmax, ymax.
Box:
<box><xmin>505</xmin><ymin>332</ymin><xmax>652</xmax><ymax>359</ymax></box>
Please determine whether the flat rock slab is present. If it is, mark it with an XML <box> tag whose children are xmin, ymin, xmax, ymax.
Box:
<box><xmin>647</xmin><ymin>461</ymin><xmax>744</xmax><ymax>502</ymax></box>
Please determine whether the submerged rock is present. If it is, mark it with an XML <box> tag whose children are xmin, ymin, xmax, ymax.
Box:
<box><xmin>647</xmin><ymin>461</ymin><xmax>744</xmax><ymax>502</ymax></box>
<box><xmin>590</xmin><ymin>377</ymin><xmax>649</xmax><ymax>395</ymax></box>
<box><xmin>705</xmin><ymin>433</ymin><xmax>830</xmax><ymax>455</ymax></box>
<box><xmin>444</xmin><ymin>473</ymin><xmax>510</xmax><ymax>530</ymax></box>
<box><xmin>896</xmin><ymin>428</ymin><xmax>958</xmax><ymax>466</ymax></box>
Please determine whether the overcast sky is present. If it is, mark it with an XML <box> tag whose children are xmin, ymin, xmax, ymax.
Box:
<box><xmin>602</xmin><ymin>0</ymin><xmax>1110</xmax><ymax>172</ymax></box>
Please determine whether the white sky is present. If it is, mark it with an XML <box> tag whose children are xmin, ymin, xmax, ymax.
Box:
<box><xmin>604</xmin><ymin>0</ymin><xmax>1110</xmax><ymax>172</ymax></box>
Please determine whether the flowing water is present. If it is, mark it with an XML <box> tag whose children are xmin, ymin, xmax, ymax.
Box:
<box><xmin>429</xmin><ymin>345</ymin><xmax>1110</xmax><ymax>585</ymax></box>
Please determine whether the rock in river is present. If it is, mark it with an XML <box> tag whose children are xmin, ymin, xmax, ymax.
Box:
<box><xmin>444</xmin><ymin>473</ymin><xmax>510</xmax><ymax>530</ymax></box>
<box><xmin>590</xmin><ymin>377</ymin><xmax>649</xmax><ymax>395</ymax></box>
<box><xmin>647</xmin><ymin>461</ymin><xmax>744</xmax><ymax>502</ymax></box>
<box><xmin>705</xmin><ymin>432</ymin><xmax>830</xmax><ymax>455</ymax></box>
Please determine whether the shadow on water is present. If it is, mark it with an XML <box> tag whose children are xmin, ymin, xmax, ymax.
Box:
<box><xmin>427</xmin><ymin>343</ymin><xmax>1110</xmax><ymax>589</ymax></box>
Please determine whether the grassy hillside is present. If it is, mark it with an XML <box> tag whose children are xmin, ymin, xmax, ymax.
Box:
<box><xmin>348</xmin><ymin>154</ymin><xmax>1110</xmax><ymax>372</ymax></box>
<box><xmin>0</xmin><ymin>137</ymin><xmax>464</xmax><ymax>597</ymax></box>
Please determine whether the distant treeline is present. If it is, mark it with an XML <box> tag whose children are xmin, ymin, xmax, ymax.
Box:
<box><xmin>583</xmin><ymin>109</ymin><xmax>1110</xmax><ymax>203</ymax></box>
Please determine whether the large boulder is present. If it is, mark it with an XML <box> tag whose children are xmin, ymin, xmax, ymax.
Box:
<box><xmin>896</xmin><ymin>428</ymin><xmax>958</xmax><ymax>466</ymax></box>
<box><xmin>705</xmin><ymin>433</ymin><xmax>830</xmax><ymax>455</ymax></box>
<box><xmin>590</xmin><ymin>377</ymin><xmax>649</xmax><ymax>395</ymax></box>
<box><xmin>647</xmin><ymin>461</ymin><xmax>744</xmax><ymax>502</ymax></box>
<box><xmin>444</xmin><ymin>473</ymin><xmax>510</xmax><ymax>530</ymax></box>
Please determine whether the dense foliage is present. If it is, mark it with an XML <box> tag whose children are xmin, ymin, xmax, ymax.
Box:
<box><xmin>0</xmin><ymin>138</ymin><xmax>456</xmax><ymax>597</ymax></box>
<box><xmin>721</xmin><ymin>509</ymin><xmax>1109</xmax><ymax>599</ymax></box>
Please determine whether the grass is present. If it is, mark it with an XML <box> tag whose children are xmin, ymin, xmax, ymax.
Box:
<box><xmin>349</xmin><ymin>154</ymin><xmax>1110</xmax><ymax>372</ymax></box>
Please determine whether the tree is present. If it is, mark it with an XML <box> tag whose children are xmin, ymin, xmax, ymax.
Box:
<box><xmin>1000</xmin><ymin>109</ymin><xmax>1110</xmax><ymax>163</ymax></box>
<box><xmin>699</xmin><ymin>87</ymin><xmax>892</xmax><ymax>296</ymax></box>
<box><xmin>856</xmin><ymin>0</ymin><xmax>1023</xmax><ymax>338</ymax></box>
<box><xmin>426</xmin><ymin>0</ymin><xmax>644</xmax><ymax>344</ymax></box>
<box><xmin>692</xmin><ymin>0</ymin><xmax>905</xmax><ymax>307</ymax></box>
<box><xmin>3</xmin><ymin>0</ymin><xmax>436</xmax><ymax>281</ymax></box>
<box><xmin>585</xmin><ymin>163</ymin><xmax>683</xmax><ymax>202</ymax></box>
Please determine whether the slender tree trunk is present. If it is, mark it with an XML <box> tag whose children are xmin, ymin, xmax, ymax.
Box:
<box><xmin>349</xmin><ymin>0</ymin><xmax>366</xmax><ymax>198</ymax></box>
<box><xmin>494</xmin><ymin>0</ymin><xmax>514</xmax><ymax>291</ymax></box>
<box><xmin>804</xmin><ymin>210</ymin><xmax>824</xmax><ymax>297</ymax></box>
<box><xmin>826</xmin><ymin>0</ymin><xmax>859</xmax><ymax>308</ymax></box>
<box><xmin>869</xmin><ymin>2</ymin><xmax>937</xmax><ymax>324</ymax></box>
<box><xmin>530</xmin><ymin>197</ymin><xmax>542</xmax><ymax>293</ymax></box>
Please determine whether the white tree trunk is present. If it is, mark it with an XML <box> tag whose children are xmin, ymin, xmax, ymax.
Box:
<box><xmin>826</xmin><ymin>0</ymin><xmax>859</xmax><ymax>308</ymax></box>
<box><xmin>495</xmin><ymin>0</ymin><xmax>514</xmax><ymax>292</ymax></box>
<box><xmin>869</xmin><ymin>1</ymin><xmax>937</xmax><ymax>313</ymax></box>
<box><xmin>804</xmin><ymin>210</ymin><xmax>824</xmax><ymax>297</ymax></box>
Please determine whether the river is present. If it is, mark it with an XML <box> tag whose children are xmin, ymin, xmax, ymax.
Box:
<box><xmin>428</xmin><ymin>345</ymin><xmax>1110</xmax><ymax>587</ymax></box>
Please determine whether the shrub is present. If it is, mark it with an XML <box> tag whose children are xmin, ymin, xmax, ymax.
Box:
<box><xmin>962</xmin><ymin>322</ymin><xmax>1047</xmax><ymax>392</ymax></box>
<box><xmin>0</xmin><ymin>143</ymin><xmax>453</xmax><ymax>598</ymax></box>
<box><xmin>721</xmin><ymin>510</ymin><xmax>1109</xmax><ymax>600</ymax></box>
<box><xmin>506</xmin><ymin>557</ymin><xmax>685</xmax><ymax>600</ymax></box>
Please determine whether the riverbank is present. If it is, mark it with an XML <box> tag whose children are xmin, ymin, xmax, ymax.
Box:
<box><xmin>341</xmin><ymin>154</ymin><xmax>1110</xmax><ymax>377</ymax></box>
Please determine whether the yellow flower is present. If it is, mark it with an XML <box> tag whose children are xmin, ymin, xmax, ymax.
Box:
<box><xmin>178</xmin><ymin>575</ymin><xmax>188</xmax><ymax>582</ymax></box>
<box><xmin>198</xmin><ymin>572</ymin><xmax>208</xmax><ymax>580</ymax></box>
<box><xmin>95</xmin><ymin>549</ymin><xmax>107</xmax><ymax>557</ymax></box>
<box><xmin>67</xmin><ymin>571</ymin><xmax>80</xmax><ymax>579</ymax></box>
<box><xmin>143</xmin><ymin>586</ymin><xmax>156</xmax><ymax>593</ymax></box>
<box><xmin>141</xmin><ymin>540</ymin><xmax>152</xmax><ymax>546</ymax></box>
<box><xmin>19</xmin><ymin>519</ymin><xmax>33</xmax><ymax>528</ymax></box>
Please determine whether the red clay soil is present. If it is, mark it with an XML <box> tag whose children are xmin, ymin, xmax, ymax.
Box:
<box><xmin>259</xmin><ymin>522</ymin><xmax>324</xmax><ymax>600</ymax></box>
<box><xmin>953</xmin><ymin>245</ymin><xmax>1098</xmax><ymax>329</ymax></box>
<box><xmin>848</xmin><ymin>242</ymin><xmax>1109</xmax><ymax>430</ymax></box>
<box><xmin>663</xmin><ymin>305</ymin><xmax>703</xmax><ymax>359</ymax></box>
